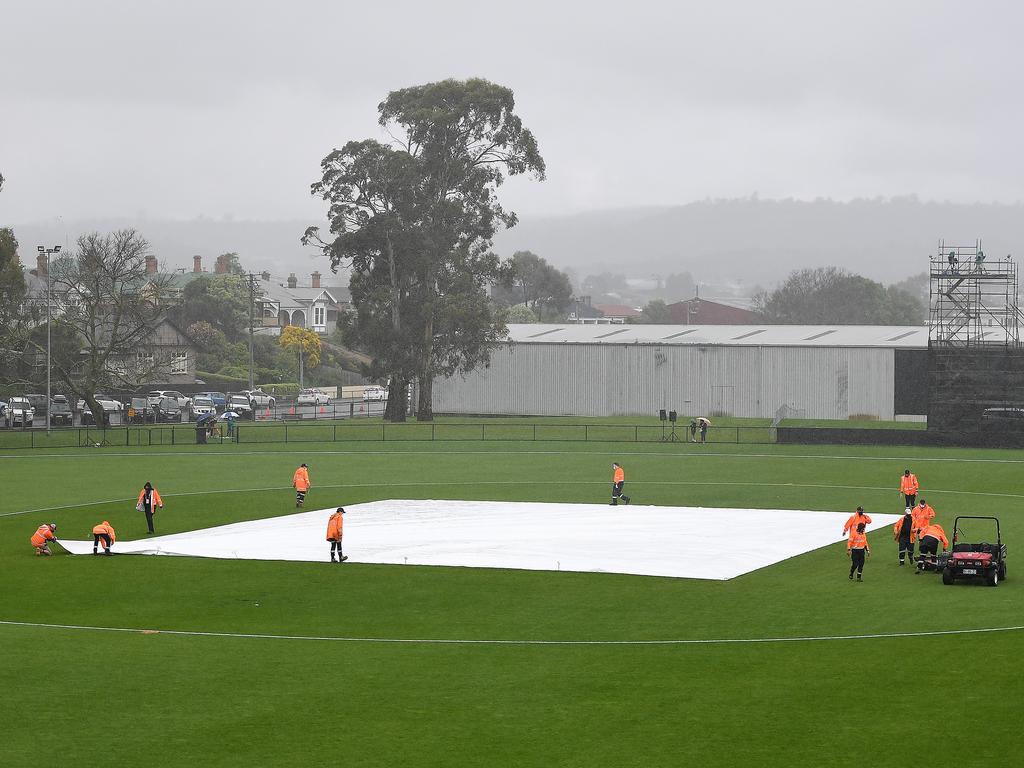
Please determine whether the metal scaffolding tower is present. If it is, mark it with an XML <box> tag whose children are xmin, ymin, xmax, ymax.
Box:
<box><xmin>929</xmin><ymin>240</ymin><xmax>1020</xmax><ymax>347</ymax></box>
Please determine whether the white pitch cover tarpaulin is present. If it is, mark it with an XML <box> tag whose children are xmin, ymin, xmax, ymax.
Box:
<box><xmin>58</xmin><ymin>500</ymin><xmax>901</xmax><ymax>580</ymax></box>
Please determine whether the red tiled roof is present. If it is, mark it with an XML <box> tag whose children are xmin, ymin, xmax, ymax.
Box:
<box><xmin>593</xmin><ymin>304</ymin><xmax>642</xmax><ymax>317</ymax></box>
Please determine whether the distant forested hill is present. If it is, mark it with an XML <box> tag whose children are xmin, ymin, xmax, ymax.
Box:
<box><xmin>493</xmin><ymin>197</ymin><xmax>1024</xmax><ymax>284</ymax></box>
<box><xmin>14</xmin><ymin>197</ymin><xmax>1024</xmax><ymax>286</ymax></box>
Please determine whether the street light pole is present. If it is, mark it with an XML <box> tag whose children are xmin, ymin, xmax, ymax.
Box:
<box><xmin>38</xmin><ymin>244</ymin><xmax>61</xmax><ymax>434</ymax></box>
<box><xmin>247</xmin><ymin>273</ymin><xmax>256</xmax><ymax>391</ymax></box>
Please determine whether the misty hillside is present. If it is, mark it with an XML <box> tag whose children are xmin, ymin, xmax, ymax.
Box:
<box><xmin>13</xmin><ymin>198</ymin><xmax>1024</xmax><ymax>288</ymax></box>
<box><xmin>493</xmin><ymin>198</ymin><xmax>1024</xmax><ymax>286</ymax></box>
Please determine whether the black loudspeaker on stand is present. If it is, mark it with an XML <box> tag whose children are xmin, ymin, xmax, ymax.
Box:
<box><xmin>660</xmin><ymin>409</ymin><xmax>679</xmax><ymax>442</ymax></box>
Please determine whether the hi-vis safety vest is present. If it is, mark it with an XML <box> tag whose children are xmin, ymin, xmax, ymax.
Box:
<box><xmin>31</xmin><ymin>525</ymin><xmax>55</xmax><ymax>547</ymax></box>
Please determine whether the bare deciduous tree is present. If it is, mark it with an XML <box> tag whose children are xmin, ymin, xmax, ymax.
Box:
<box><xmin>37</xmin><ymin>230</ymin><xmax>172</xmax><ymax>424</ymax></box>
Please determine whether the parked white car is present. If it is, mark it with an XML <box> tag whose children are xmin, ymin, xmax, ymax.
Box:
<box><xmin>6</xmin><ymin>397</ymin><xmax>35</xmax><ymax>427</ymax></box>
<box><xmin>362</xmin><ymin>385</ymin><xmax>388</xmax><ymax>402</ymax></box>
<box><xmin>226</xmin><ymin>394</ymin><xmax>254</xmax><ymax>418</ymax></box>
<box><xmin>76</xmin><ymin>394</ymin><xmax>123</xmax><ymax>412</ymax></box>
<box><xmin>190</xmin><ymin>395</ymin><xmax>217</xmax><ymax>420</ymax></box>
<box><xmin>242</xmin><ymin>389</ymin><xmax>276</xmax><ymax>408</ymax></box>
<box><xmin>147</xmin><ymin>390</ymin><xmax>191</xmax><ymax>409</ymax></box>
<box><xmin>297</xmin><ymin>388</ymin><xmax>331</xmax><ymax>405</ymax></box>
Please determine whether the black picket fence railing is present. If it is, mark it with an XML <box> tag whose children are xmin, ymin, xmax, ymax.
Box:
<box><xmin>0</xmin><ymin>422</ymin><xmax>779</xmax><ymax>449</ymax></box>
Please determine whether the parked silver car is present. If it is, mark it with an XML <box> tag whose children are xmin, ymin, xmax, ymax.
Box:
<box><xmin>5</xmin><ymin>397</ymin><xmax>35</xmax><ymax>427</ymax></box>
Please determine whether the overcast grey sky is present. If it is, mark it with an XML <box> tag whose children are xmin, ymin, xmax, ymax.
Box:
<box><xmin>2</xmin><ymin>0</ymin><xmax>1022</xmax><ymax>226</ymax></box>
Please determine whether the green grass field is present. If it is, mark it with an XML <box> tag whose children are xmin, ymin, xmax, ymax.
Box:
<box><xmin>1</xmin><ymin>436</ymin><xmax>1021</xmax><ymax>766</ymax></box>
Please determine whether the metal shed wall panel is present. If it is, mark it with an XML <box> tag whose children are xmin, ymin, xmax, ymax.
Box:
<box><xmin>433</xmin><ymin>343</ymin><xmax>897</xmax><ymax>420</ymax></box>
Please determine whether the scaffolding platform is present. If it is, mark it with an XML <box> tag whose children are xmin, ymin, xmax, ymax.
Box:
<box><xmin>929</xmin><ymin>240</ymin><xmax>1020</xmax><ymax>347</ymax></box>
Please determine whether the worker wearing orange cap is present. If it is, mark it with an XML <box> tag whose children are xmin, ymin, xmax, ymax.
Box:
<box><xmin>899</xmin><ymin>469</ymin><xmax>919</xmax><ymax>508</ymax></box>
<box><xmin>847</xmin><ymin>522</ymin><xmax>871</xmax><ymax>581</ymax></box>
<box><xmin>916</xmin><ymin>522</ymin><xmax>949</xmax><ymax>573</ymax></box>
<box><xmin>30</xmin><ymin>523</ymin><xmax>58</xmax><ymax>556</ymax></box>
<box><xmin>326</xmin><ymin>507</ymin><xmax>347</xmax><ymax>563</ymax></box>
<box><xmin>842</xmin><ymin>506</ymin><xmax>872</xmax><ymax>538</ymax></box>
<box><xmin>610</xmin><ymin>463</ymin><xmax>630</xmax><ymax>506</ymax></box>
<box><xmin>912</xmin><ymin>499</ymin><xmax>935</xmax><ymax>540</ymax></box>
<box><xmin>92</xmin><ymin>521</ymin><xmax>116</xmax><ymax>556</ymax></box>
<box><xmin>293</xmin><ymin>463</ymin><xmax>311</xmax><ymax>508</ymax></box>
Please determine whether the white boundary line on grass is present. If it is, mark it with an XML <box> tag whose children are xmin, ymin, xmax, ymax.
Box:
<box><xmin>1</xmin><ymin>618</ymin><xmax>1022</xmax><ymax>645</ymax></box>
<box><xmin>4</xmin><ymin>447</ymin><xmax>1024</xmax><ymax>464</ymax></box>
<box><xmin>5</xmin><ymin>480</ymin><xmax>1024</xmax><ymax>519</ymax></box>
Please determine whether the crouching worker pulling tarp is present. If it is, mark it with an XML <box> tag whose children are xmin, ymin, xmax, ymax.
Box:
<box><xmin>31</xmin><ymin>523</ymin><xmax>58</xmax><ymax>556</ymax></box>
<box><xmin>916</xmin><ymin>522</ymin><xmax>949</xmax><ymax>573</ymax></box>
<box><xmin>92</xmin><ymin>521</ymin><xmax>116</xmax><ymax>555</ymax></box>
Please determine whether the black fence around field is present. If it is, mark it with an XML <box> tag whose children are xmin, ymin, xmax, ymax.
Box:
<box><xmin>0</xmin><ymin>422</ymin><xmax>779</xmax><ymax>449</ymax></box>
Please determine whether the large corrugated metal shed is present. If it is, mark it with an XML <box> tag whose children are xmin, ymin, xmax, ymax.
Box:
<box><xmin>505</xmin><ymin>324</ymin><xmax>928</xmax><ymax>348</ymax></box>
<box><xmin>432</xmin><ymin>324</ymin><xmax>930</xmax><ymax>420</ymax></box>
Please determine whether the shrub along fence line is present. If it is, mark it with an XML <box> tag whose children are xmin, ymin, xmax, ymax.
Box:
<box><xmin>0</xmin><ymin>422</ymin><xmax>778</xmax><ymax>449</ymax></box>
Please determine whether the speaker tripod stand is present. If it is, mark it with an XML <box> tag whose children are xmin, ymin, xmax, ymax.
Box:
<box><xmin>660</xmin><ymin>409</ymin><xmax>680</xmax><ymax>442</ymax></box>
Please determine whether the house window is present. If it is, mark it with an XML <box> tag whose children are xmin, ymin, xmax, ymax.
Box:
<box><xmin>170</xmin><ymin>351</ymin><xmax>189</xmax><ymax>375</ymax></box>
<box><xmin>314</xmin><ymin>306</ymin><xmax>325</xmax><ymax>327</ymax></box>
<box><xmin>136</xmin><ymin>351</ymin><xmax>154</xmax><ymax>371</ymax></box>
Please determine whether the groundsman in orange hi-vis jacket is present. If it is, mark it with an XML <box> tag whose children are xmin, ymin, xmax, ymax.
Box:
<box><xmin>919</xmin><ymin>523</ymin><xmax>949</xmax><ymax>550</ymax></box>
<box><xmin>847</xmin><ymin>523</ymin><xmax>871</xmax><ymax>581</ymax></box>
<box><xmin>326</xmin><ymin>507</ymin><xmax>347</xmax><ymax>562</ymax></box>
<box><xmin>92</xmin><ymin>521</ymin><xmax>116</xmax><ymax>556</ymax></box>
<box><xmin>912</xmin><ymin>500</ymin><xmax>935</xmax><ymax>538</ymax></box>
<box><xmin>842</xmin><ymin>506</ymin><xmax>872</xmax><ymax>538</ymax></box>
<box><xmin>293</xmin><ymin>463</ymin><xmax>311</xmax><ymax>508</ymax></box>
<box><xmin>915</xmin><ymin>522</ymin><xmax>948</xmax><ymax>573</ymax></box>
<box><xmin>899</xmin><ymin>469</ymin><xmax>919</xmax><ymax>507</ymax></box>
<box><xmin>610</xmin><ymin>462</ymin><xmax>630</xmax><ymax>506</ymax></box>
<box><xmin>31</xmin><ymin>523</ymin><xmax>57</xmax><ymax>556</ymax></box>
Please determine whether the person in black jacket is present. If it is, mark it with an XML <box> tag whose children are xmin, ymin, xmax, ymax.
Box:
<box><xmin>892</xmin><ymin>507</ymin><xmax>915</xmax><ymax>566</ymax></box>
<box><xmin>137</xmin><ymin>482</ymin><xmax>163</xmax><ymax>534</ymax></box>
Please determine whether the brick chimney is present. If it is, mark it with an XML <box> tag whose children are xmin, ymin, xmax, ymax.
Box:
<box><xmin>261</xmin><ymin>270</ymin><xmax>271</xmax><ymax>281</ymax></box>
<box><xmin>214</xmin><ymin>255</ymin><xmax>227</xmax><ymax>274</ymax></box>
<box><xmin>145</xmin><ymin>255</ymin><xmax>158</xmax><ymax>275</ymax></box>
<box><xmin>37</xmin><ymin>252</ymin><xmax>48</xmax><ymax>276</ymax></box>
<box><xmin>287</xmin><ymin>273</ymin><xmax>297</xmax><ymax>289</ymax></box>
<box><xmin>193</xmin><ymin>255</ymin><xmax>202</xmax><ymax>273</ymax></box>
<box><xmin>311</xmin><ymin>271</ymin><xmax>321</xmax><ymax>289</ymax></box>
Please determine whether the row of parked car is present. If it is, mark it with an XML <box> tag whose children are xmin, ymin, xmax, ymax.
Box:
<box><xmin>1</xmin><ymin>386</ymin><xmax>387</xmax><ymax>428</ymax></box>
<box><xmin>127</xmin><ymin>390</ymin><xmax>279</xmax><ymax>423</ymax></box>
<box><xmin>0</xmin><ymin>388</ymin><xmax>281</xmax><ymax>427</ymax></box>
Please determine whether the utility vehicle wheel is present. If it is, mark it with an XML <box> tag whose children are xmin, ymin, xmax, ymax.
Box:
<box><xmin>942</xmin><ymin>569</ymin><xmax>954</xmax><ymax>585</ymax></box>
<box><xmin>987</xmin><ymin>568</ymin><xmax>999</xmax><ymax>587</ymax></box>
